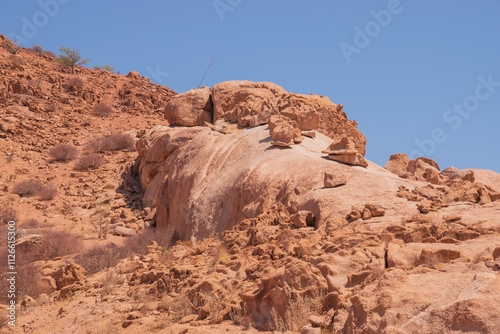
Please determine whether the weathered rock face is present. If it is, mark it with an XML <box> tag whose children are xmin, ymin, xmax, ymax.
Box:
<box><xmin>384</xmin><ymin>153</ymin><xmax>411</xmax><ymax>177</ymax></box>
<box><xmin>136</xmin><ymin>125</ymin><xmax>207</xmax><ymax>208</ymax></box>
<box><xmin>136</xmin><ymin>124</ymin><xmax>413</xmax><ymax>243</ymax></box>
<box><xmin>50</xmin><ymin>263</ymin><xmax>86</xmax><ymax>290</ymax></box>
<box><xmin>385</xmin><ymin>154</ymin><xmax>442</xmax><ymax>182</ymax></box>
<box><xmin>465</xmin><ymin>168</ymin><xmax>500</xmax><ymax>192</ymax></box>
<box><xmin>269</xmin><ymin>114</ymin><xmax>302</xmax><ymax>147</ymax></box>
<box><xmin>164</xmin><ymin>87</ymin><xmax>213</xmax><ymax>126</ymax></box>
<box><xmin>131</xmin><ymin>80</ymin><xmax>500</xmax><ymax>333</ymax></box>
<box><xmin>323</xmin><ymin>172</ymin><xmax>347</xmax><ymax>188</ymax></box>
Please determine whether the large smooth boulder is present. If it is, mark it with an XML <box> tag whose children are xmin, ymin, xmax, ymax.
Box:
<box><xmin>135</xmin><ymin>125</ymin><xmax>208</xmax><ymax>207</ymax></box>
<box><xmin>384</xmin><ymin>153</ymin><xmax>411</xmax><ymax>177</ymax></box>
<box><xmin>136</xmin><ymin>125</ymin><xmax>415</xmax><ymax>244</ymax></box>
<box><xmin>164</xmin><ymin>87</ymin><xmax>212</xmax><ymax>126</ymax></box>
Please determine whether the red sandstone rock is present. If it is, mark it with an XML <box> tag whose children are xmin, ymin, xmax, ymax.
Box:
<box><xmin>164</xmin><ymin>87</ymin><xmax>213</xmax><ymax>126</ymax></box>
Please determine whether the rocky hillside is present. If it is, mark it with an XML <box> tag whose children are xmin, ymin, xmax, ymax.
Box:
<box><xmin>1</xmin><ymin>35</ymin><xmax>500</xmax><ymax>334</ymax></box>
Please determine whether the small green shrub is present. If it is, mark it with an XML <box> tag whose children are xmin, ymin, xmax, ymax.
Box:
<box><xmin>54</xmin><ymin>46</ymin><xmax>89</xmax><ymax>74</ymax></box>
<box><xmin>33</xmin><ymin>45</ymin><xmax>44</xmax><ymax>54</ymax></box>
<box><xmin>93</xmin><ymin>65</ymin><xmax>116</xmax><ymax>73</ymax></box>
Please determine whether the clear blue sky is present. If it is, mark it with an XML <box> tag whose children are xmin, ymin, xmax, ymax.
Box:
<box><xmin>2</xmin><ymin>1</ymin><xmax>499</xmax><ymax>173</ymax></box>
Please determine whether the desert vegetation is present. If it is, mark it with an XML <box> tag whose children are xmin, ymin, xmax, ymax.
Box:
<box><xmin>86</xmin><ymin>133</ymin><xmax>135</xmax><ymax>152</ymax></box>
<box><xmin>11</xmin><ymin>180</ymin><xmax>58</xmax><ymax>200</ymax></box>
<box><xmin>0</xmin><ymin>207</ymin><xmax>18</xmax><ymax>224</ymax></box>
<box><xmin>21</xmin><ymin>218</ymin><xmax>42</xmax><ymax>229</ymax></box>
<box><xmin>49</xmin><ymin>144</ymin><xmax>78</xmax><ymax>162</ymax></box>
<box><xmin>65</xmin><ymin>77</ymin><xmax>85</xmax><ymax>90</ymax></box>
<box><xmin>93</xmin><ymin>64</ymin><xmax>116</xmax><ymax>73</ymax></box>
<box><xmin>55</xmin><ymin>46</ymin><xmax>89</xmax><ymax>74</ymax></box>
<box><xmin>11</xmin><ymin>179</ymin><xmax>44</xmax><ymax>197</ymax></box>
<box><xmin>32</xmin><ymin>44</ymin><xmax>44</xmax><ymax>54</ymax></box>
<box><xmin>36</xmin><ymin>230</ymin><xmax>83</xmax><ymax>261</ymax></box>
<box><xmin>37</xmin><ymin>184</ymin><xmax>58</xmax><ymax>200</ymax></box>
<box><xmin>74</xmin><ymin>154</ymin><xmax>105</xmax><ymax>171</ymax></box>
<box><xmin>32</xmin><ymin>44</ymin><xmax>56</xmax><ymax>57</ymax></box>
<box><xmin>93</xmin><ymin>103</ymin><xmax>114</xmax><ymax>117</ymax></box>
<box><xmin>2</xmin><ymin>37</ymin><xmax>20</xmax><ymax>54</ymax></box>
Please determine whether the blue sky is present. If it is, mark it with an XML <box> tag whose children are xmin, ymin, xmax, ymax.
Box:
<box><xmin>1</xmin><ymin>1</ymin><xmax>499</xmax><ymax>173</ymax></box>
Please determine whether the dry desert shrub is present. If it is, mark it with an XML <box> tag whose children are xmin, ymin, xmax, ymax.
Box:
<box><xmin>11</xmin><ymin>179</ymin><xmax>43</xmax><ymax>197</ymax></box>
<box><xmin>49</xmin><ymin>144</ymin><xmax>78</xmax><ymax>162</ymax></box>
<box><xmin>163</xmin><ymin>294</ymin><xmax>194</xmax><ymax>322</ymax></box>
<box><xmin>16</xmin><ymin>263</ymin><xmax>53</xmax><ymax>301</ymax></box>
<box><xmin>101</xmin><ymin>270</ymin><xmax>121</xmax><ymax>296</ymax></box>
<box><xmin>86</xmin><ymin>133</ymin><xmax>135</xmax><ymax>152</ymax></box>
<box><xmin>37</xmin><ymin>184</ymin><xmax>58</xmax><ymax>200</ymax></box>
<box><xmin>269</xmin><ymin>290</ymin><xmax>325</xmax><ymax>332</ymax></box>
<box><xmin>74</xmin><ymin>154</ymin><xmax>105</xmax><ymax>171</ymax></box>
<box><xmin>35</xmin><ymin>230</ymin><xmax>83</xmax><ymax>261</ymax></box>
<box><xmin>122</xmin><ymin>228</ymin><xmax>172</xmax><ymax>255</ymax></box>
<box><xmin>93</xmin><ymin>103</ymin><xmax>113</xmax><ymax>117</ymax></box>
<box><xmin>91</xmin><ymin>206</ymin><xmax>110</xmax><ymax>239</ymax></box>
<box><xmin>0</xmin><ymin>207</ymin><xmax>18</xmax><ymax>224</ymax></box>
<box><xmin>43</xmin><ymin>50</ymin><xmax>56</xmax><ymax>58</ymax></box>
<box><xmin>85</xmin><ymin>137</ymin><xmax>107</xmax><ymax>152</ymax></box>
<box><xmin>105</xmin><ymin>133</ymin><xmax>136</xmax><ymax>151</ymax></box>
<box><xmin>208</xmin><ymin>293</ymin><xmax>227</xmax><ymax>324</ymax></box>
<box><xmin>32</xmin><ymin>44</ymin><xmax>44</xmax><ymax>54</ymax></box>
<box><xmin>22</xmin><ymin>218</ymin><xmax>42</xmax><ymax>229</ymax></box>
<box><xmin>76</xmin><ymin>244</ymin><xmax>124</xmax><ymax>275</ymax></box>
<box><xmin>66</xmin><ymin>76</ymin><xmax>85</xmax><ymax>89</ymax></box>
<box><xmin>3</xmin><ymin>38</ymin><xmax>20</xmax><ymax>54</ymax></box>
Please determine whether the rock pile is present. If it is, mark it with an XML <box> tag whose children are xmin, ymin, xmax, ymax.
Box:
<box><xmin>322</xmin><ymin>136</ymin><xmax>368</xmax><ymax>167</ymax></box>
<box><xmin>163</xmin><ymin>80</ymin><xmax>366</xmax><ymax>154</ymax></box>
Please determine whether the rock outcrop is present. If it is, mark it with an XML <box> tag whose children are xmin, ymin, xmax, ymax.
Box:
<box><xmin>269</xmin><ymin>114</ymin><xmax>303</xmax><ymax>147</ymax></box>
<box><xmin>385</xmin><ymin>154</ymin><xmax>442</xmax><ymax>182</ymax></box>
<box><xmin>169</xmin><ymin>80</ymin><xmax>367</xmax><ymax>155</ymax></box>
<box><xmin>136</xmin><ymin>123</ymin><xmax>402</xmax><ymax>243</ymax></box>
<box><xmin>322</xmin><ymin>136</ymin><xmax>368</xmax><ymax>167</ymax></box>
<box><xmin>164</xmin><ymin>87</ymin><xmax>213</xmax><ymax>126</ymax></box>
